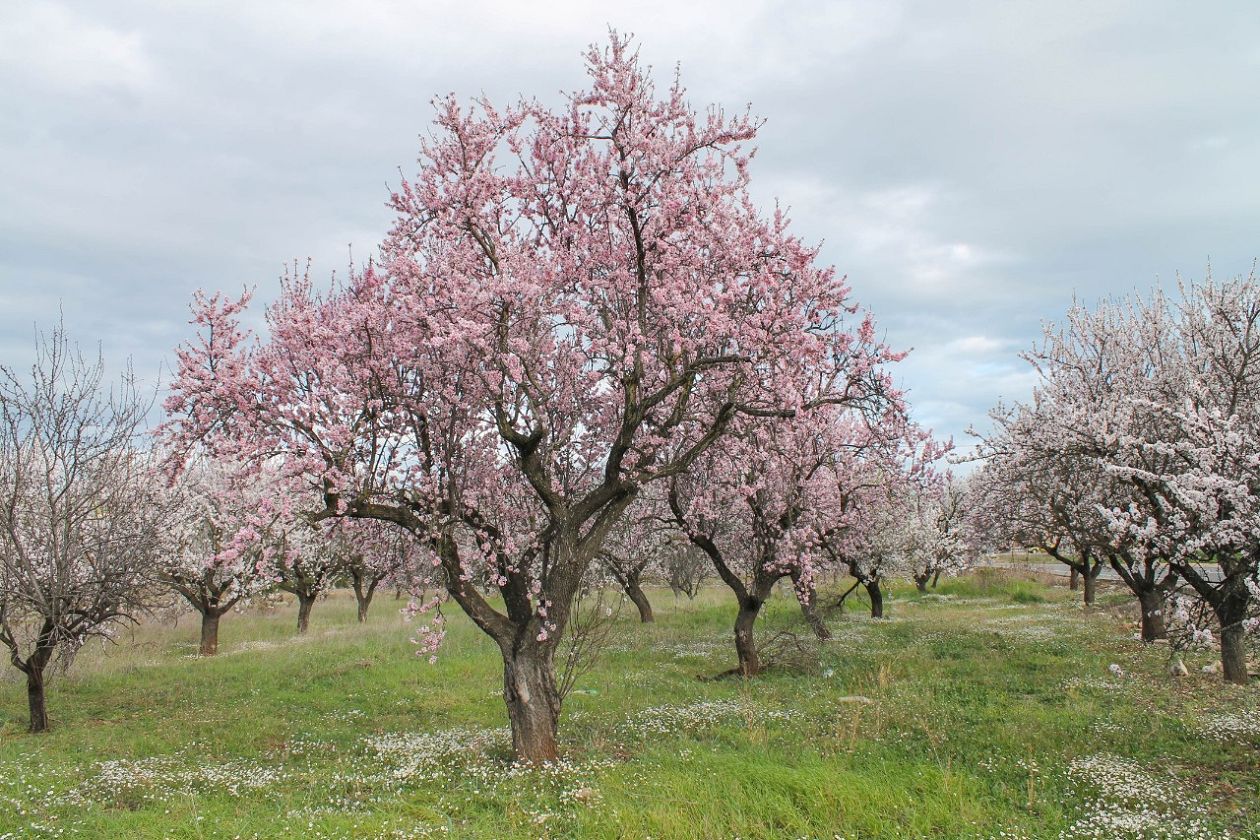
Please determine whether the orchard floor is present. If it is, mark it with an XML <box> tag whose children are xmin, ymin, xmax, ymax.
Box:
<box><xmin>0</xmin><ymin>572</ymin><xmax>1257</xmax><ymax>839</ymax></box>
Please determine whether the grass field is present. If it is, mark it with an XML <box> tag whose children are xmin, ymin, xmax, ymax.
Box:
<box><xmin>0</xmin><ymin>571</ymin><xmax>1257</xmax><ymax>839</ymax></box>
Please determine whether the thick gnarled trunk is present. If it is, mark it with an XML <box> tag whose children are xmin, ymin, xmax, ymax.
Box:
<box><xmin>174</xmin><ymin>586</ymin><xmax>237</xmax><ymax>658</ymax></box>
<box><xmin>352</xmin><ymin>578</ymin><xmax>377</xmax><ymax>623</ymax></box>
<box><xmin>1082</xmin><ymin>569</ymin><xmax>1098</xmax><ymax>606</ymax></box>
<box><xmin>431</xmin><ymin>524</ymin><xmax>602</xmax><ymax>765</ymax></box>
<box><xmin>682</xmin><ymin>521</ymin><xmax>776</xmax><ymax>677</ymax></box>
<box><xmin>1220</xmin><ymin>623</ymin><xmax>1249</xmax><ymax>685</ymax></box>
<box><xmin>1109</xmin><ymin>557</ymin><xmax>1176</xmax><ymax>643</ymax></box>
<box><xmin>1176</xmin><ymin>563</ymin><xmax>1251</xmax><ymax>684</ymax></box>
<box><xmin>1216</xmin><ymin>586</ymin><xmax>1252</xmax><ymax>685</ymax></box>
<box><xmin>1047</xmin><ymin>547</ymin><xmax>1099</xmax><ymax>605</ymax></box>
<box><xmin>19</xmin><ymin>637</ymin><xmax>56</xmax><ymax>733</ymax></box>
<box><xmin>349</xmin><ymin>564</ymin><xmax>381</xmax><ymax>623</ymax></box>
<box><xmin>502</xmin><ymin>642</ymin><xmax>561</xmax><ymax>763</ymax></box>
<box><xmin>724</xmin><ymin>571</ymin><xmax>778</xmax><ymax>676</ymax></box>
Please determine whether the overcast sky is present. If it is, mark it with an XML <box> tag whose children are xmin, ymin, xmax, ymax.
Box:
<box><xmin>2</xmin><ymin>0</ymin><xmax>1258</xmax><ymax>452</ymax></box>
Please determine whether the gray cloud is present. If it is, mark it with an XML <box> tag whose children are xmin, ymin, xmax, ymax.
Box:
<box><xmin>2</xmin><ymin>0</ymin><xmax>1258</xmax><ymax>453</ymax></box>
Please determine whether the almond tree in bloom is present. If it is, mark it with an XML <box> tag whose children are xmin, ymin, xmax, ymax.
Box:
<box><xmin>971</xmin><ymin>299</ymin><xmax>1183</xmax><ymax>634</ymax></box>
<box><xmin>271</xmin><ymin>520</ymin><xmax>347</xmax><ymax>635</ymax></box>
<box><xmin>1096</xmin><ymin>276</ymin><xmax>1260</xmax><ymax>681</ymax></box>
<box><xmin>666</xmin><ymin>416</ymin><xmax>821</xmax><ymax>671</ymax></box>
<box><xmin>810</xmin><ymin>424</ymin><xmax>948</xmax><ymax>620</ymax></box>
<box><xmin>831</xmin><ymin>493</ymin><xmax>910</xmax><ymax>619</ymax></box>
<box><xmin>339</xmin><ymin>519</ymin><xmax>424</xmax><ymax>623</ymax></box>
<box><xmin>980</xmin><ymin>275</ymin><xmax>1260</xmax><ymax>678</ymax></box>
<box><xmin>0</xmin><ymin>325</ymin><xmax>163</xmax><ymax>732</ymax></box>
<box><xmin>598</xmin><ymin>493</ymin><xmax>676</xmax><ymax>623</ymax></box>
<box><xmin>907</xmin><ymin>473</ymin><xmax>978</xmax><ymax>593</ymax></box>
<box><xmin>161</xmin><ymin>36</ymin><xmax>897</xmax><ymax>761</ymax></box>
<box><xmin>1028</xmin><ymin>294</ymin><xmax>1188</xmax><ymax>636</ymax></box>
<box><xmin>667</xmin><ymin>407</ymin><xmax>911</xmax><ymax>674</ymax></box>
<box><xmin>663</xmin><ymin>541</ymin><xmax>710</xmax><ymax>601</ymax></box>
<box><xmin>163</xmin><ymin>457</ymin><xmax>290</xmax><ymax>655</ymax></box>
<box><xmin>799</xmin><ymin>417</ymin><xmax>946</xmax><ymax>630</ymax></box>
<box><xmin>972</xmin><ymin>418</ymin><xmax>1116</xmax><ymax>608</ymax></box>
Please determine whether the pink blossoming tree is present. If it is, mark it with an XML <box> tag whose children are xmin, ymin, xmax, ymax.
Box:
<box><xmin>817</xmin><ymin>428</ymin><xmax>947</xmax><ymax>620</ymax></box>
<box><xmin>269</xmin><ymin>519</ymin><xmax>345</xmax><ymax>635</ymax></box>
<box><xmin>667</xmin><ymin>407</ymin><xmax>917</xmax><ymax>673</ymax></box>
<box><xmin>338</xmin><ymin>519</ymin><xmax>427</xmax><ymax>623</ymax></box>
<box><xmin>162</xmin><ymin>36</ymin><xmax>898</xmax><ymax>760</ymax></box>
<box><xmin>598</xmin><ymin>491</ymin><xmax>677</xmax><ymax>623</ymax></box>
<box><xmin>1097</xmin><ymin>276</ymin><xmax>1260</xmax><ymax>680</ymax></box>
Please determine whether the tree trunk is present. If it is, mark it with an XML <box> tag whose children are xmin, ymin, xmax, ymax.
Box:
<box><xmin>502</xmin><ymin>643</ymin><xmax>561</xmax><ymax>763</ymax></box>
<box><xmin>734</xmin><ymin>598</ymin><xmax>763</xmax><ymax>676</ymax></box>
<box><xmin>296</xmin><ymin>594</ymin><xmax>315</xmax><ymax>634</ymax></box>
<box><xmin>1110</xmin><ymin>556</ymin><xmax>1178</xmax><ymax>643</ymax></box>
<box><xmin>21</xmin><ymin>631</ymin><xmax>55</xmax><ymax>733</ymax></box>
<box><xmin>1082</xmin><ymin>570</ymin><xmax>1098</xmax><ymax>606</ymax></box>
<box><xmin>350</xmin><ymin>568</ymin><xmax>380</xmax><ymax>623</ymax></box>
<box><xmin>199</xmin><ymin>611</ymin><xmax>221</xmax><ymax>656</ymax></box>
<box><xmin>865</xmin><ymin>580</ymin><xmax>884</xmax><ymax>619</ymax></box>
<box><xmin>26</xmin><ymin>665</ymin><xmax>49</xmax><ymax>733</ymax></box>
<box><xmin>622</xmin><ymin>575</ymin><xmax>654</xmax><ymax>623</ymax></box>
<box><xmin>1217</xmin><ymin>587</ymin><xmax>1252</xmax><ymax>684</ymax></box>
<box><xmin>1177</xmin><ymin>564</ymin><xmax>1251</xmax><ymax>685</ymax></box>
<box><xmin>931</xmin><ymin>569</ymin><xmax>942</xmax><ymax>588</ymax></box>
<box><xmin>1136</xmin><ymin>590</ymin><xmax>1167</xmax><ymax>642</ymax></box>
<box><xmin>1220</xmin><ymin>622</ymin><xmax>1249</xmax><ymax>685</ymax></box>
<box><xmin>353</xmin><ymin>581</ymin><xmax>375</xmax><ymax>623</ymax></box>
<box><xmin>914</xmin><ymin>574</ymin><xmax>929</xmax><ymax>593</ymax></box>
<box><xmin>1069</xmin><ymin>567</ymin><xmax>1080</xmax><ymax>591</ymax></box>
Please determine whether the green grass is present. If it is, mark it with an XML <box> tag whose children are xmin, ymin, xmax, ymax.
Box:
<box><xmin>0</xmin><ymin>573</ymin><xmax>1256</xmax><ymax>839</ymax></box>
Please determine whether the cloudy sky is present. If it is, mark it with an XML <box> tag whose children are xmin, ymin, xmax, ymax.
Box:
<box><xmin>2</xmin><ymin>0</ymin><xmax>1258</xmax><ymax>451</ymax></box>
